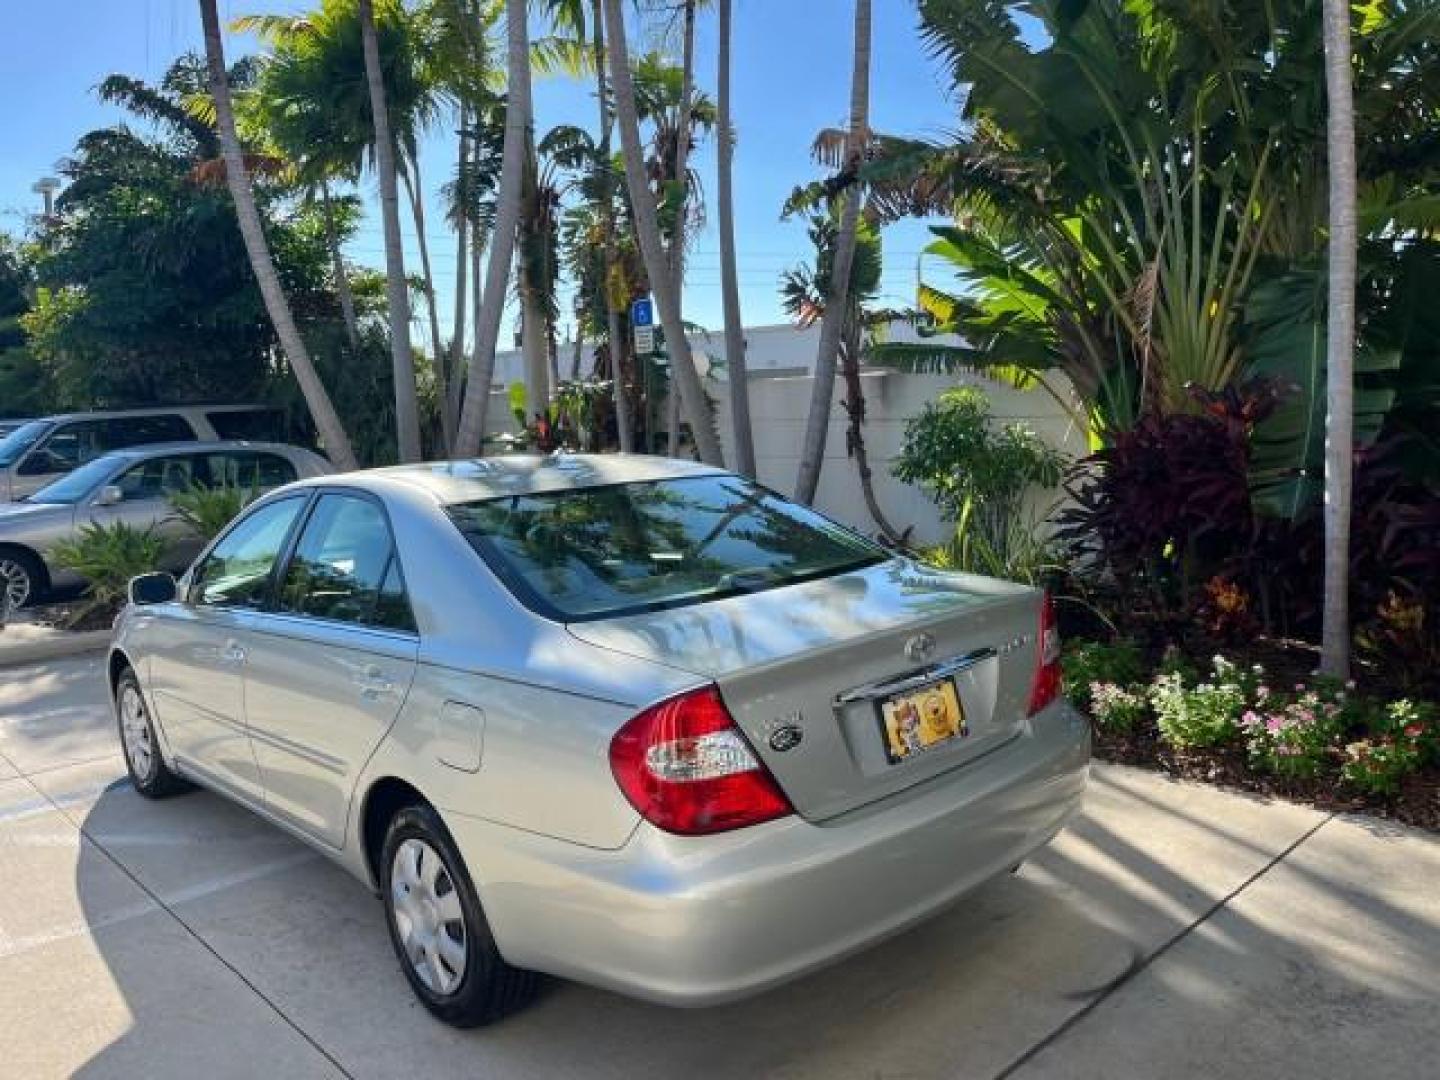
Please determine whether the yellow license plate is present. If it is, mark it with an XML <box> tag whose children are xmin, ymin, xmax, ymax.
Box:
<box><xmin>879</xmin><ymin>679</ymin><xmax>967</xmax><ymax>763</ymax></box>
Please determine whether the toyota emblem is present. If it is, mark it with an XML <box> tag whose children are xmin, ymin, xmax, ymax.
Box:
<box><xmin>904</xmin><ymin>632</ymin><xmax>936</xmax><ymax>664</ymax></box>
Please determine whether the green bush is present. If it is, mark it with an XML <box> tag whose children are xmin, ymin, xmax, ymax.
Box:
<box><xmin>168</xmin><ymin>483</ymin><xmax>255</xmax><ymax>544</ymax></box>
<box><xmin>1064</xmin><ymin>639</ymin><xmax>1147</xmax><ymax>709</ymax></box>
<box><xmin>1239</xmin><ymin>681</ymin><xmax>1349</xmax><ymax>779</ymax></box>
<box><xmin>1149</xmin><ymin>656</ymin><xmax>1255</xmax><ymax>749</ymax></box>
<box><xmin>1088</xmin><ymin>682</ymin><xmax>1148</xmax><ymax>734</ymax></box>
<box><xmin>895</xmin><ymin>387</ymin><xmax>1066</xmax><ymax>580</ymax></box>
<box><xmin>1342</xmin><ymin>700</ymin><xmax>1437</xmax><ymax>795</ymax></box>
<box><xmin>50</xmin><ymin>522</ymin><xmax>168</xmax><ymax>607</ymax></box>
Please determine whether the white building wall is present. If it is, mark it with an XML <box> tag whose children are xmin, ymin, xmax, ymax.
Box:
<box><xmin>488</xmin><ymin>322</ymin><xmax>1084</xmax><ymax>548</ymax></box>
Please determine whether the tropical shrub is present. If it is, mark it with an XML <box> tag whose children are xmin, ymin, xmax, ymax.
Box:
<box><xmin>1088</xmin><ymin>683</ymin><xmax>1148</xmax><ymax>735</ymax></box>
<box><xmin>1342</xmin><ymin>700</ymin><xmax>1438</xmax><ymax>796</ymax></box>
<box><xmin>50</xmin><ymin>522</ymin><xmax>168</xmax><ymax>607</ymax></box>
<box><xmin>895</xmin><ymin>387</ymin><xmax>1065</xmax><ymax>579</ymax></box>
<box><xmin>1063</xmin><ymin>639</ymin><xmax>1146</xmax><ymax>710</ymax></box>
<box><xmin>1240</xmin><ymin>681</ymin><xmax>1350</xmax><ymax>780</ymax></box>
<box><xmin>1149</xmin><ymin>656</ymin><xmax>1257</xmax><ymax>750</ymax></box>
<box><xmin>168</xmin><ymin>483</ymin><xmax>256</xmax><ymax>544</ymax></box>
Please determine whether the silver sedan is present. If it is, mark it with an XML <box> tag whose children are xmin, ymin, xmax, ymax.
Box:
<box><xmin>0</xmin><ymin>440</ymin><xmax>330</xmax><ymax>610</ymax></box>
<box><xmin>108</xmin><ymin>454</ymin><xmax>1088</xmax><ymax>1027</ymax></box>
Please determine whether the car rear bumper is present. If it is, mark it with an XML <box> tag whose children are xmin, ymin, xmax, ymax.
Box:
<box><xmin>443</xmin><ymin>700</ymin><xmax>1090</xmax><ymax>1006</ymax></box>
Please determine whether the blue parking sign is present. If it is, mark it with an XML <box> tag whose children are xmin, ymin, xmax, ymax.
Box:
<box><xmin>630</xmin><ymin>297</ymin><xmax>654</xmax><ymax>327</ymax></box>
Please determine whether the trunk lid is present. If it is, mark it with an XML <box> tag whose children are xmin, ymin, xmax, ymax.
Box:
<box><xmin>568</xmin><ymin>558</ymin><xmax>1045</xmax><ymax>821</ymax></box>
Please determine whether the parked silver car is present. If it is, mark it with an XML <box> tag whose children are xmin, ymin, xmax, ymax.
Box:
<box><xmin>108</xmin><ymin>454</ymin><xmax>1089</xmax><ymax>1027</ymax></box>
<box><xmin>0</xmin><ymin>404</ymin><xmax>299</xmax><ymax>501</ymax></box>
<box><xmin>0</xmin><ymin>441</ymin><xmax>330</xmax><ymax>609</ymax></box>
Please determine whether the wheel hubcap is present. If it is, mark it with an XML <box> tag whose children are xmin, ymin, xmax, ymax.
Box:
<box><xmin>119</xmin><ymin>686</ymin><xmax>154</xmax><ymax>781</ymax></box>
<box><xmin>390</xmin><ymin>838</ymin><xmax>468</xmax><ymax>996</ymax></box>
<box><xmin>0</xmin><ymin>558</ymin><xmax>30</xmax><ymax>613</ymax></box>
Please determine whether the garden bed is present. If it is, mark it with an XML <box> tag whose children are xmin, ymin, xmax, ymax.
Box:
<box><xmin>1091</xmin><ymin>724</ymin><xmax>1440</xmax><ymax>834</ymax></box>
<box><xmin>1069</xmin><ymin>634</ymin><xmax>1440</xmax><ymax>835</ymax></box>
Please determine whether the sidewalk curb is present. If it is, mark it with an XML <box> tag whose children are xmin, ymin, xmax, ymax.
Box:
<box><xmin>0</xmin><ymin>630</ymin><xmax>111</xmax><ymax>669</ymax></box>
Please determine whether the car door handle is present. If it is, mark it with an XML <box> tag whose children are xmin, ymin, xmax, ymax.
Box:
<box><xmin>356</xmin><ymin>665</ymin><xmax>394</xmax><ymax>698</ymax></box>
<box><xmin>223</xmin><ymin>640</ymin><xmax>247</xmax><ymax>665</ymax></box>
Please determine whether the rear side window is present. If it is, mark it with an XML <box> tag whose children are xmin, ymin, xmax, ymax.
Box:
<box><xmin>106</xmin><ymin>414</ymin><xmax>196</xmax><ymax>448</ymax></box>
<box><xmin>446</xmin><ymin>475</ymin><xmax>886</xmax><ymax>622</ymax></box>
<box><xmin>205</xmin><ymin>451</ymin><xmax>298</xmax><ymax>490</ymax></box>
<box><xmin>279</xmin><ymin>494</ymin><xmax>415</xmax><ymax>632</ymax></box>
<box><xmin>206</xmin><ymin>408</ymin><xmax>289</xmax><ymax>443</ymax></box>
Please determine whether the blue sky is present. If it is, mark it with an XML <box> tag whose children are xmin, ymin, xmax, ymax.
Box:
<box><xmin>0</xmin><ymin>0</ymin><xmax>960</xmax><ymax>339</ymax></box>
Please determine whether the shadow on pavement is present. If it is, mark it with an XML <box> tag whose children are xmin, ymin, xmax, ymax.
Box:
<box><xmin>67</xmin><ymin>763</ymin><xmax>1440</xmax><ymax>1079</ymax></box>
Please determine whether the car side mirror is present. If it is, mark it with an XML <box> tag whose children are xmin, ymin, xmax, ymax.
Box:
<box><xmin>129</xmin><ymin>572</ymin><xmax>177</xmax><ymax>606</ymax></box>
<box><xmin>93</xmin><ymin>485</ymin><xmax>124</xmax><ymax>507</ymax></box>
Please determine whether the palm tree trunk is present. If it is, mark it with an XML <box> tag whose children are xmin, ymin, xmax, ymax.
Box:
<box><xmin>716</xmin><ymin>0</ymin><xmax>754</xmax><ymax>477</ymax></box>
<box><xmin>399</xmin><ymin>156</ymin><xmax>455</xmax><ymax>450</ymax></box>
<box><xmin>359</xmin><ymin>0</ymin><xmax>422</xmax><ymax>463</ymax></box>
<box><xmin>455</xmin><ymin>215</ymin><xmax>482</xmax><ymax>433</ymax></box>
<box><xmin>520</xmin><ymin>280</ymin><xmax>551</xmax><ymax>418</ymax></box>
<box><xmin>571</xmin><ymin>325</ymin><xmax>584</xmax><ymax>381</ymax></box>
<box><xmin>454</xmin><ymin>0</ymin><xmax>531</xmax><ymax>458</ymax></box>
<box><xmin>840</xmin><ymin>320</ymin><xmax>901</xmax><ymax>542</ymax></box>
<box><xmin>601</xmin><ymin>0</ymin><xmax>722</xmax><ymax>466</ymax></box>
<box><xmin>592</xmin><ymin>0</ymin><xmax>633</xmax><ymax>453</ymax></box>
<box><xmin>664</xmin><ymin>0</ymin><xmax>697</xmax><ymax>461</ymax></box>
<box><xmin>319</xmin><ymin>180</ymin><xmax>360</xmax><ymax>349</ymax></box>
<box><xmin>795</xmin><ymin>0</ymin><xmax>870</xmax><ymax>504</ymax></box>
<box><xmin>1320</xmin><ymin>0</ymin><xmax>1356</xmax><ymax>679</ymax></box>
<box><xmin>198</xmin><ymin>0</ymin><xmax>357</xmax><ymax>472</ymax></box>
<box><xmin>451</xmin><ymin>105</ymin><xmax>470</xmax><ymax>403</ymax></box>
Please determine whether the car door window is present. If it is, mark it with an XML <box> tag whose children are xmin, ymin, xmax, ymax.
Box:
<box><xmin>279</xmin><ymin>494</ymin><xmax>415</xmax><ymax>632</ymax></box>
<box><xmin>114</xmin><ymin>454</ymin><xmax>201</xmax><ymax>501</ymax></box>
<box><xmin>20</xmin><ymin>420</ymin><xmax>103</xmax><ymax>474</ymax></box>
<box><xmin>193</xmin><ymin>496</ymin><xmax>305</xmax><ymax>609</ymax></box>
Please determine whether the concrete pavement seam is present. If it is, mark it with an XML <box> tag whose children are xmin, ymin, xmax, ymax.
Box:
<box><xmin>13</xmin><ymin>764</ymin><xmax>357</xmax><ymax>1080</ymax></box>
<box><xmin>990</xmin><ymin>811</ymin><xmax>1338</xmax><ymax>1080</ymax></box>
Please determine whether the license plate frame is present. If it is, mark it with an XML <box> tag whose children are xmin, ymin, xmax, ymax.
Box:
<box><xmin>876</xmin><ymin>676</ymin><xmax>968</xmax><ymax>764</ymax></box>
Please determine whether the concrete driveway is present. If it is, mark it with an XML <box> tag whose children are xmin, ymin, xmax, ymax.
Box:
<box><xmin>2</xmin><ymin>653</ymin><xmax>1437</xmax><ymax>1080</ymax></box>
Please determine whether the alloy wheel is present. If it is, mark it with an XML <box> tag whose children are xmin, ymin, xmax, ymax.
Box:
<box><xmin>119</xmin><ymin>684</ymin><xmax>155</xmax><ymax>781</ymax></box>
<box><xmin>0</xmin><ymin>557</ymin><xmax>31</xmax><ymax>612</ymax></box>
<box><xmin>390</xmin><ymin>837</ymin><xmax>469</xmax><ymax>996</ymax></box>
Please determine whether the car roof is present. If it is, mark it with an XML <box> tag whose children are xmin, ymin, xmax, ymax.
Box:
<box><xmin>28</xmin><ymin>404</ymin><xmax>270</xmax><ymax>423</ymax></box>
<box><xmin>99</xmin><ymin>440</ymin><xmax>312</xmax><ymax>462</ymax></box>
<box><xmin>303</xmin><ymin>453</ymin><xmax>729</xmax><ymax>504</ymax></box>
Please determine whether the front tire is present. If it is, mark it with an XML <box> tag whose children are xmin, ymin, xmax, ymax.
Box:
<box><xmin>115</xmin><ymin>668</ymin><xmax>191</xmax><ymax>799</ymax></box>
<box><xmin>380</xmin><ymin>804</ymin><xmax>537</xmax><ymax>1027</ymax></box>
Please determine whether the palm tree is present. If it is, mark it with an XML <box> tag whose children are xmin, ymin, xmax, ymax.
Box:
<box><xmin>602</xmin><ymin>0</ymin><xmax>722</xmax><ymax>465</ymax></box>
<box><xmin>715</xmin><ymin>0</ymin><xmax>753</xmax><ymax>475</ymax></box>
<box><xmin>592</xmin><ymin>0</ymin><xmax>634</xmax><ymax>452</ymax></box>
<box><xmin>783</xmin><ymin>211</ymin><xmax>899</xmax><ymax>542</ymax></box>
<box><xmin>359</xmin><ymin>0</ymin><xmax>423</xmax><ymax>462</ymax></box>
<box><xmin>455</xmin><ymin>0</ymin><xmax>532</xmax><ymax>457</ymax></box>
<box><xmin>795</xmin><ymin>0</ymin><xmax>869</xmax><ymax>504</ymax></box>
<box><xmin>1320</xmin><ymin>0</ymin><xmax>1356</xmax><ymax>679</ymax></box>
<box><xmin>197</xmin><ymin>0</ymin><xmax>358</xmax><ymax>471</ymax></box>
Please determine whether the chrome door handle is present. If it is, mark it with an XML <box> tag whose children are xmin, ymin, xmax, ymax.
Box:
<box><xmin>222</xmin><ymin>640</ymin><xmax>247</xmax><ymax>665</ymax></box>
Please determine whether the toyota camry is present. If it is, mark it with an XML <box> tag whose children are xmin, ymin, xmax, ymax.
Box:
<box><xmin>108</xmin><ymin>454</ymin><xmax>1088</xmax><ymax>1026</ymax></box>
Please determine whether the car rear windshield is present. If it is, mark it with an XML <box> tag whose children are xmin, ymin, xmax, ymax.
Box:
<box><xmin>446</xmin><ymin>474</ymin><xmax>888</xmax><ymax>621</ymax></box>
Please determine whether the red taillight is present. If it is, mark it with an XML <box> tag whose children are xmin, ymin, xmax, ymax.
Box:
<box><xmin>1027</xmin><ymin>591</ymin><xmax>1063</xmax><ymax>715</ymax></box>
<box><xmin>609</xmin><ymin>686</ymin><xmax>794</xmax><ymax>836</ymax></box>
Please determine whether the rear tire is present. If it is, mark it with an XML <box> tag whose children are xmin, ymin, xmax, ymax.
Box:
<box><xmin>380</xmin><ymin>804</ymin><xmax>537</xmax><ymax>1027</ymax></box>
<box><xmin>115</xmin><ymin>668</ymin><xmax>191</xmax><ymax>799</ymax></box>
<box><xmin>0</xmin><ymin>547</ymin><xmax>45</xmax><ymax>612</ymax></box>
